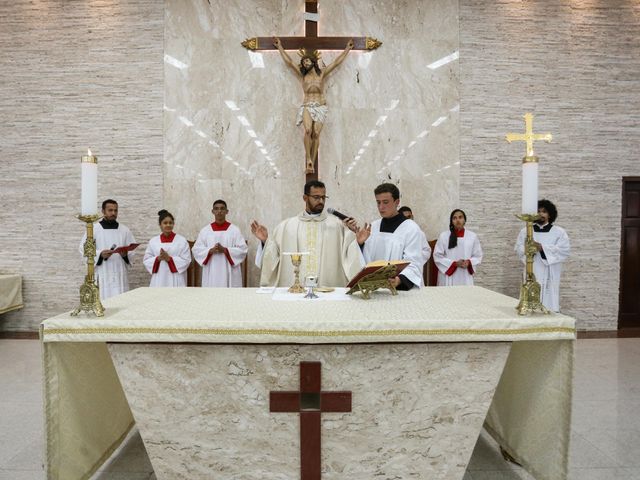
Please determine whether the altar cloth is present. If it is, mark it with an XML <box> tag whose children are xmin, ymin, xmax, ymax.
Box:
<box><xmin>40</xmin><ymin>286</ymin><xmax>575</xmax><ymax>480</ymax></box>
<box><xmin>41</xmin><ymin>286</ymin><xmax>574</xmax><ymax>344</ymax></box>
<box><xmin>0</xmin><ymin>273</ymin><xmax>23</xmax><ymax>314</ymax></box>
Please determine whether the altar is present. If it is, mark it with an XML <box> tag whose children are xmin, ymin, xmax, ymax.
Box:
<box><xmin>40</xmin><ymin>286</ymin><xmax>575</xmax><ymax>480</ymax></box>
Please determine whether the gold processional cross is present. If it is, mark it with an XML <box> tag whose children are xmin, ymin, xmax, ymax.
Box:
<box><xmin>505</xmin><ymin>112</ymin><xmax>553</xmax><ymax>158</ymax></box>
<box><xmin>241</xmin><ymin>0</ymin><xmax>382</xmax><ymax>182</ymax></box>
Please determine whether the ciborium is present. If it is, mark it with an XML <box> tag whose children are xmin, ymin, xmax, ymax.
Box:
<box><xmin>71</xmin><ymin>214</ymin><xmax>105</xmax><ymax>317</ymax></box>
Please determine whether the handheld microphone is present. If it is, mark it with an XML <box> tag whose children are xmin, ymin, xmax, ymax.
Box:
<box><xmin>327</xmin><ymin>207</ymin><xmax>351</xmax><ymax>221</ymax></box>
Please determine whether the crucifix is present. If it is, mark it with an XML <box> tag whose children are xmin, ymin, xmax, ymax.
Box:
<box><xmin>242</xmin><ymin>0</ymin><xmax>382</xmax><ymax>182</ymax></box>
<box><xmin>270</xmin><ymin>361</ymin><xmax>352</xmax><ymax>480</ymax></box>
<box><xmin>505</xmin><ymin>112</ymin><xmax>553</xmax><ymax>159</ymax></box>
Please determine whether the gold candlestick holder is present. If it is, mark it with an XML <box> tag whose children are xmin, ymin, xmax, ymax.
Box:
<box><xmin>71</xmin><ymin>214</ymin><xmax>105</xmax><ymax>317</ymax></box>
<box><xmin>285</xmin><ymin>252</ymin><xmax>307</xmax><ymax>293</ymax></box>
<box><xmin>515</xmin><ymin>213</ymin><xmax>549</xmax><ymax>316</ymax></box>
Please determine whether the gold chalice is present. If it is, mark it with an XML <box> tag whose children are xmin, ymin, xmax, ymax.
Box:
<box><xmin>283</xmin><ymin>252</ymin><xmax>308</xmax><ymax>293</ymax></box>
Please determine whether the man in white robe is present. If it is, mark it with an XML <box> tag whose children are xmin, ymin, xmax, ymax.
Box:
<box><xmin>251</xmin><ymin>180</ymin><xmax>363</xmax><ymax>288</ymax></box>
<box><xmin>399</xmin><ymin>205</ymin><xmax>433</xmax><ymax>266</ymax></box>
<box><xmin>192</xmin><ymin>200</ymin><xmax>248</xmax><ymax>287</ymax></box>
<box><xmin>79</xmin><ymin>199</ymin><xmax>137</xmax><ymax>300</ymax></box>
<box><xmin>515</xmin><ymin>199</ymin><xmax>570</xmax><ymax>312</ymax></box>
<box><xmin>434</xmin><ymin>209</ymin><xmax>483</xmax><ymax>286</ymax></box>
<box><xmin>357</xmin><ymin>184</ymin><xmax>428</xmax><ymax>290</ymax></box>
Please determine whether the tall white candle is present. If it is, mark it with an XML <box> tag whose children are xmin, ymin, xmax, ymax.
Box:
<box><xmin>522</xmin><ymin>161</ymin><xmax>538</xmax><ymax>215</ymax></box>
<box><xmin>81</xmin><ymin>149</ymin><xmax>98</xmax><ymax>216</ymax></box>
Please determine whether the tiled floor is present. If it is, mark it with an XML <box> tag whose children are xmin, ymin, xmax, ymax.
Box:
<box><xmin>1</xmin><ymin>338</ymin><xmax>639</xmax><ymax>479</ymax></box>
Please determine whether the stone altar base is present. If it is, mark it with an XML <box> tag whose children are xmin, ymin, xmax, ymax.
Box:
<box><xmin>108</xmin><ymin>342</ymin><xmax>511</xmax><ymax>480</ymax></box>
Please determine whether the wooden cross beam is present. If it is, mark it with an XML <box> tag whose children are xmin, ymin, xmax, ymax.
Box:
<box><xmin>505</xmin><ymin>112</ymin><xmax>553</xmax><ymax>158</ymax></box>
<box><xmin>242</xmin><ymin>0</ymin><xmax>381</xmax><ymax>182</ymax></box>
<box><xmin>242</xmin><ymin>2</ymin><xmax>382</xmax><ymax>53</ymax></box>
<box><xmin>270</xmin><ymin>361</ymin><xmax>352</xmax><ymax>480</ymax></box>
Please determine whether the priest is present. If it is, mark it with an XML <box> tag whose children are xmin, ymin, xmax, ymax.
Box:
<box><xmin>357</xmin><ymin>184</ymin><xmax>428</xmax><ymax>290</ymax></box>
<box><xmin>515</xmin><ymin>199</ymin><xmax>570</xmax><ymax>312</ymax></box>
<box><xmin>79</xmin><ymin>199</ymin><xmax>137</xmax><ymax>300</ymax></box>
<box><xmin>251</xmin><ymin>180</ymin><xmax>362</xmax><ymax>287</ymax></box>
<box><xmin>433</xmin><ymin>209</ymin><xmax>483</xmax><ymax>286</ymax></box>
<box><xmin>192</xmin><ymin>200</ymin><xmax>248</xmax><ymax>287</ymax></box>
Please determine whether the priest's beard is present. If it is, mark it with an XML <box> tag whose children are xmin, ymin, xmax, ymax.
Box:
<box><xmin>306</xmin><ymin>203</ymin><xmax>324</xmax><ymax>215</ymax></box>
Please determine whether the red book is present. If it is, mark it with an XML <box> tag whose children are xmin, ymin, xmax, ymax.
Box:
<box><xmin>112</xmin><ymin>243</ymin><xmax>140</xmax><ymax>254</ymax></box>
<box><xmin>346</xmin><ymin>260</ymin><xmax>410</xmax><ymax>289</ymax></box>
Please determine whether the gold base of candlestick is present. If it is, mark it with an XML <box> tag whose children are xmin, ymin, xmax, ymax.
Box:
<box><xmin>516</xmin><ymin>278</ymin><xmax>550</xmax><ymax>316</ymax></box>
<box><xmin>515</xmin><ymin>213</ymin><xmax>550</xmax><ymax>316</ymax></box>
<box><xmin>71</xmin><ymin>214</ymin><xmax>105</xmax><ymax>317</ymax></box>
<box><xmin>71</xmin><ymin>281</ymin><xmax>105</xmax><ymax>317</ymax></box>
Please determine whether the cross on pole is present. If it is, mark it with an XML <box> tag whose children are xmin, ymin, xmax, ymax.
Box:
<box><xmin>270</xmin><ymin>361</ymin><xmax>352</xmax><ymax>480</ymax></box>
<box><xmin>242</xmin><ymin>0</ymin><xmax>382</xmax><ymax>182</ymax></box>
<box><xmin>505</xmin><ymin>112</ymin><xmax>553</xmax><ymax>158</ymax></box>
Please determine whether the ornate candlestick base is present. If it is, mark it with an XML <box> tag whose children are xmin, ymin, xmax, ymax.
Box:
<box><xmin>516</xmin><ymin>278</ymin><xmax>549</xmax><ymax>316</ymax></box>
<box><xmin>515</xmin><ymin>213</ymin><xmax>550</xmax><ymax>316</ymax></box>
<box><xmin>71</xmin><ymin>214</ymin><xmax>105</xmax><ymax>317</ymax></box>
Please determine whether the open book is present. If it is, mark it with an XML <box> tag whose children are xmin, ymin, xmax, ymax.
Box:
<box><xmin>346</xmin><ymin>260</ymin><xmax>410</xmax><ymax>288</ymax></box>
<box><xmin>112</xmin><ymin>243</ymin><xmax>140</xmax><ymax>255</ymax></box>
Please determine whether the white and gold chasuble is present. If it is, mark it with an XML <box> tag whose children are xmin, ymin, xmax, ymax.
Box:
<box><xmin>256</xmin><ymin>211</ymin><xmax>363</xmax><ymax>288</ymax></box>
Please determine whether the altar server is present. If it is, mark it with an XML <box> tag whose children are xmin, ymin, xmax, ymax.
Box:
<box><xmin>251</xmin><ymin>180</ymin><xmax>362</xmax><ymax>288</ymax></box>
<box><xmin>515</xmin><ymin>199</ymin><xmax>570</xmax><ymax>312</ymax></box>
<box><xmin>398</xmin><ymin>205</ymin><xmax>432</xmax><ymax>267</ymax></box>
<box><xmin>357</xmin><ymin>183</ymin><xmax>428</xmax><ymax>290</ymax></box>
<box><xmin>434</xmin><ymin>209</ymin><xmax>483</xmax><ymax>286</ymax></box>
<box><xmin>192</xmin><ymin>199</ymin><xmax>248</xmax><ymax>287</ymax></box>
<box><xmin>80</xmin><ymin>199</ymin><xmax>137</xmax><ymax>300</ymax></box>
<box><xmin>143</xmin><ymin>210</ymin><xmax>191</xmax><ymax>287</ymax></box>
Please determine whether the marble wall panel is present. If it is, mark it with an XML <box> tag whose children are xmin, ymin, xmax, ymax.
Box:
<box><xmin>164</xmin><ymin>0</ymin><xmax>461</xmax><ymax>287</ymax></box>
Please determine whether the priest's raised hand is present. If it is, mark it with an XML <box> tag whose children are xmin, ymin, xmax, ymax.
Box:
<box><xmin>250</xmin><ymin>220</ymin><xmax>268</xmax><ymax>243</ymax></box>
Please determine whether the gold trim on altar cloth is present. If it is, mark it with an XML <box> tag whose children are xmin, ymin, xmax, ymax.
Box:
<box><xmin>43</xmin><ymin>326</ymin><xmax>576</xmax><ymax>338</ymax></box>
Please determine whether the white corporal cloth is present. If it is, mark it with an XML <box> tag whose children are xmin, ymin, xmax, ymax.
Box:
<box><xmin>41</xmin><ymin>286</ymin><xmax>575</xmax><ymax>480</ymax></box>
<box><xmin>270</xmin><ymin>287</ymin><xmax>352</xmax><ymax>301</ymax></box>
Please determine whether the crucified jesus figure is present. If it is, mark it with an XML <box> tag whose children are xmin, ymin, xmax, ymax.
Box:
<box><xmin>274</xmin><ymin>36</ymin><xmax>354</xmax><ymax>174</ymax></box>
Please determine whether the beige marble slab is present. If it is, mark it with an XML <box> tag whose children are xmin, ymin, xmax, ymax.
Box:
<box><xmin>109</xmin><ymin>342</ymin><xmax>510</xmax><ymax>479</ymax></box>
<box><xmin>164</xmin><ymin>0</ymin><xmax>460</xmax><ymax>286</ymax></box>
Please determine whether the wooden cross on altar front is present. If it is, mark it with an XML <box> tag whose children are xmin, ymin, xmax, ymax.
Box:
<box><xmin>242</xmin><ymin>0</ymin><xmax>382</xmax><ymax>182</ymax></box>
<box><xmin>505</xmin><ymin>112</ymin><xmax>553</xmax><ymax>158</ymax></box>
<box><xmin>270</xmin><ymin>361</ymin><xmax>352</xmax><ymax>480</ymax></box>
